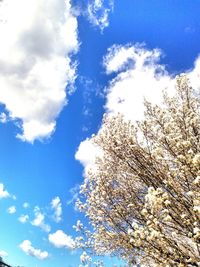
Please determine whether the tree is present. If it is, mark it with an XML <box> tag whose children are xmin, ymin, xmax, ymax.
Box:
<box><xmin>0</xmin><ymin>257</ymin><xmax>12</xmax><ymax>267</ymax></box>
<box><xmin>75</xmin><ymin>75</ymin><xmax>200</xmax><ymax>267</ymax></box>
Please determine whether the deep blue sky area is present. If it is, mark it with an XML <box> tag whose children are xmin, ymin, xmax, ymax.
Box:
<box><xmin>0</xmin><ymin>1</ymin><xmax>200</xmax><ymax>266</ymax></box>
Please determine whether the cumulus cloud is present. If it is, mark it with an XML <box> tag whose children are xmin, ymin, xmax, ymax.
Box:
<box><xmin>48</xmin><ymin>230</ymin><xmax>75</xmax><ymax>249</ymax></box>
<box><xmin>75</xmin><ymin>138</ymin><xmax>103</xmax><ymax>171</ymax></box>
<box><xmin>31</xmin><ymin>206</ymin><xmax>51</xmax><ymax>232</ymax></box>
<box><xmin>7</xmin><ymin>206</ymin><xmax>16</xmax><ymax>214</ymax></box>
<box><xmin>51</xmin><ymin>196</ymin><xmax>62</xmax><ymax>223</ymax></box>
<box><xmin>0</xmin><ymin>250</ymin><xmax>8</xmax><ymax>257</ymax></box>
<box><xmin>187</xmin><ymin>56</ymin><xmax>200</xmax><ymax>92</ymax></box>
<box><xmin>19</xmin><ymin>240</ymin><xmax>49</xmax><ymax>260</ymax></box>
<box><xmin>18</xmin><ymin>214</ymin><xmax>29</xmax><ymax>224</ymax></box>
<box><xmin>76</xmin><ymin>43</ymin><xmax>200</xmax><ymax>172</ymax></box>
<box><xmin>76</xmin><ymin>44</ymin><xmax>176</xmax><ymax>171</ymax></box>
<box><xmin>87</xmin><ymin>0</ymin><xmax>114</xmax><ymax>31</ymax></box>
<box><xmin>103</xmin><ymin>44</ymin><xmax>176</xmax><ymax>121</ymax></box>
<box><xmin>0</xmin><ymin>183</ymin><xmax>10</xmax><ymax>199</ymax></box>
<box><xmin>0</xmin><ymin>0</ymin><xmax>78</xmax><ymax>142</ymax></box>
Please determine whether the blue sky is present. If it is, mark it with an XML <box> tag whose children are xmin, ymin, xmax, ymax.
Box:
<box><xmin>0</xmin><ymin>0</ymin><xmax>200</xmax><ymax>266</ymax></box>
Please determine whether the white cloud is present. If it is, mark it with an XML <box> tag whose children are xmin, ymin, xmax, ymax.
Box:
<box><xmin>7</xmin><ymin>206</ymin><xmax>16</xmax><ymax>214</ymax></box>
<box><xmin>51</xmin><ymin>196</ymin><xmax>62</xmax><ymax>223</ymax></box>
<box><xmin>19</xmin><ymin>240</ymin><xmax>49</xmax><ymax>260</ymax></box>
<box><xmin>0</xmin><ymin>113</ymin><xmax>7</xmax><ymax>123</ymax></box>
<box><xmin>0</xmin><ymin>250</ymin><xmax>8</xmax><ymax>257</ymax></box>
<box><xmin>12</xmin><ymin>195</ymin><xmax>17</xmax><ymax>200</ymax></box>
<box><xmin>103</xmin><ymin>44</ymin><xmax>140</xmax><ymax>74</ymax></box>
<box><xmin>31</xmin><ymin>206</ymin><xmax>51</xmax><ymax>232</ymax></box>
<box><xmin>18</xmin><ymin>214</ymin><xmax>29</xmax><ymax>224</ymax></box>
<box><xmin>103</xmin><ymin>44</ymin><xmax>176</xmax><ymax>122</ymax></box>
<box><xmin>76</xmin><ymin>44</ymin><xmax>175</xmax><ymax>171</ymax></box>
<box><xmin>0</xmin><ymin>0</ymin><xmax>78</xmax><ymax>142</ymax></box>
<box><xmin>0</xmin><ymin>183</ymin><xmax>10</xmax><ymax>199</ymax></box>
<box><xmin>67</xmin><ymin>184</ymin><xmax>80</xmax><ymax>205</ymax></box>
<box><xmin>76</xmin><ymin>43</ymin><xmax>200</xmax><ymax>173</ymax></box>
<box><xmin>23</xmin><ymin>202</ymin><xmax>30</xmax><ymax>209</ymax></box>
<box><xmin>75</xmin><ymin>138</ymin><xmax>103</xmax><ymax>171</ymax></box>
<box><xmin>187</xmin><ymin>56</ymin><xmax>200</xmax><ymax>92</ymax></box>
<box><xmin>87</xmin><ymin>0</ymin><xmax>114</xmax><ymax>31</ymax></box>
<box><xmin>48</xmin><ymin>230</ymin><xmax>75</xmax><ymax>249</ymax></box>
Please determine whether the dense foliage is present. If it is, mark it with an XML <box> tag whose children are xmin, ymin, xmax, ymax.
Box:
<box><xmin>75</xmin><ymin>76</ymin><xmax>200</xmax><ymax>267</ymax></box>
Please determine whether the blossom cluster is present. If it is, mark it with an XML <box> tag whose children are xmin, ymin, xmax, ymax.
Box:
<box><xmin>75</xmin><ymin>76</ymin><xmax>200</xmax><ymax>267</ymax></box>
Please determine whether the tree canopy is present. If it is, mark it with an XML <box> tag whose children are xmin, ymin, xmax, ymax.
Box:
<box><xmin>75</xmin><ymin>75</ymin><xmax>200</xmax><ymax>267</ymax></box>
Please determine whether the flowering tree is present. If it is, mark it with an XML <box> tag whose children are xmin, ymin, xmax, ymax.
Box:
<box><xmin>75</xmin><ymin>76</ymin><xmax>200</xmax><ymax>267</ymax></box>
<box><xmin>78</xmin><ymin>251</ymin><xmax>104</xmax><ymax>267</ymax></box>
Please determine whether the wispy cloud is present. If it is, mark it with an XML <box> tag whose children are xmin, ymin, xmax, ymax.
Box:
<box><xmin>51</xmin><ymin>196</ymin><xmax>62</xmax><ymax>223</ymax></box>
<box><xmin>31</xmin><ymin>206</ymin><xmax>51</xmax><ymax>232</ymax></box>
<box><xmin>0</xmin><ymin>183</ymin><xmax>10</xmax><ymax>199</ymax></box>
<box><xmin>0</xmin><ymin>112</ymin><xmax>7</xmax><ymax>123</ymax></box>
<box><xmin>48</xmin><ymin>230</ymin><xmax>75</xmax><ymax>249</ymax></box>
<box><xmin>19</xmin><ymin>240</ymin><xmax>49</xmax><ymax>260</ymax></box>
<box><xmin>23</xmin><ymin>202</ymin><xmax>30</xmax><ymax>209</ymax></box>
<box><xmin>7</xmin><ymin>205</ymin><xmax>16</xmax><ymax>214</ymax></box>
<box><xmin>12</xmin><ymin>195</ymin><xmax>17</xmax><ymax>200</ymax></box>
<box><xmin>66</xmin><ymin>184</ymin><xmax>80</xmax><ymax>206</ymax></box>
<box><xmin>184</xmin><ymin>26</ymin><xmax>195</xmax><ymax>34</ymax></box>
<box><xmin>18</xmin><ymin>214</ymin><xmax>29</xmax><ymax>224</ymax></box>
<box><xmin>0</xmin><ymin>0</ymin><xmax>78</xmax><ymax>142</ymax></box>
<box><xmin>87</xmin><ymin>0</ymin><xmax>114</xmax><ymax>32</ymax></box>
